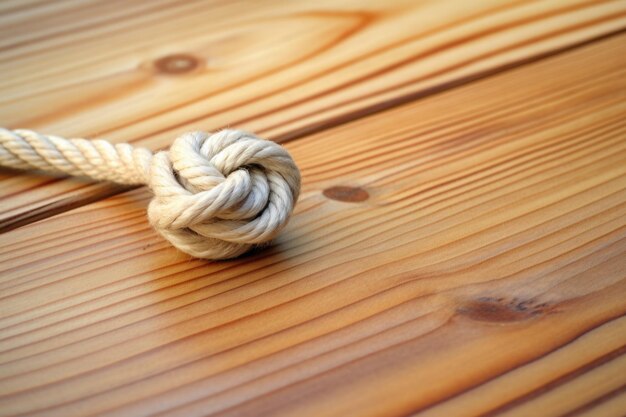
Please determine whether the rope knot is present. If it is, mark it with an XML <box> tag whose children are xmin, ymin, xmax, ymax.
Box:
<box><xmin>147</xmin><ymin>130</ymin><xmax>300</xmax><ymax>259</ymax></box>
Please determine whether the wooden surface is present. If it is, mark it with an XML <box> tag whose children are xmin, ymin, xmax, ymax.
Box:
<box><xmin>0</xmin><ymin>1</ymin><xmax>625</xmax><ymax>416</ymax></box>
<box><xmin>2</xmin><ymin>0</ymin><xmax>626</xmax><ymax>230</ymax></box>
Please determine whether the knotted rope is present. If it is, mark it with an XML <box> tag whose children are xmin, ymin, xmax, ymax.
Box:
<box><xmin>0</xmin><ymin>128</ymin><xmax>301</xmax><ymax>260</ymax></box>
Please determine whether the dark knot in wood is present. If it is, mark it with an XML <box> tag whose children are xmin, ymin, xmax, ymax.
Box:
<box><xmin>153</xmin><ymin>54</ymin><xmax>201</xmax><ymax>75</ymax></box>
<box><xmin>457</xmin><ymin>297</ymin><xmax>551</xmax><ymax>323</ymax></box>
<box><xmin>323</xmin><ymin>186</ymin><xmax>369</xmax><ymax>202</ymax></box>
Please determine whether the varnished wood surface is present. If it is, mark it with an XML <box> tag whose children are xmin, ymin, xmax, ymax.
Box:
<box><xmin>1</xmin><ymin>0</ymin><xmax>626</xmax><ymax>230</ymax></box>
<box><xmin>1</xmin><ymin>11</ymin><xmax>626</xmax><ymax>413</ymax></box>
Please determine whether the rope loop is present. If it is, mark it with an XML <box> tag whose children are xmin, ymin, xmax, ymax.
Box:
<box><xmin>0</xmin><ymin>128</ymin><xmax>301</xmax><ymax>259</ymax></box>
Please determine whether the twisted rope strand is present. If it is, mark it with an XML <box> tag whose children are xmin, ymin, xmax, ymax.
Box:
<box><xmin>0</xmin><ymin>128</ymin><xmax>301</xmax><ymax>260</ymax></box>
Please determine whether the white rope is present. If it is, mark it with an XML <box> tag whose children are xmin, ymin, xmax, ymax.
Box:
<box><xmin>0</xmin><ymin>128</ymin><xmax>301</xmax><ymax>260</ymax></box>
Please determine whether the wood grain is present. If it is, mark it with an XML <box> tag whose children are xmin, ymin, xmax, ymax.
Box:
<box><xmin>1</xmin><ymin>0</ymin><xmax>626</xmax><ymax>230</ymax></box>
<box><xmin>0</xmin><ymin>31</ymin><xmax>625</xmax><ymax>416</ymax></box>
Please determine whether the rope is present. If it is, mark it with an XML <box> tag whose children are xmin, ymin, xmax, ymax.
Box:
<box><xmin>0</xmin><ymin>128</ymin><xmax>301</xmax><ymax>260</ymax></box>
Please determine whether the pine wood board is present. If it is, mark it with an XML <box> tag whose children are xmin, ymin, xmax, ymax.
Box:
<box><xmin>0</xmin><ymin>30</ymin><xmax>625</xmax><ymax>416</ymax></box>
<box><xmin>1</xmin><ymin>0</ymin><xmax>626</xmax><ymax>230</ymax></box>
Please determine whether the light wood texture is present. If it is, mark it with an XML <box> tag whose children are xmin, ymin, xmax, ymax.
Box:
<box><xmin>1</xmin><ymin>0</ymin><xmax>626</xmax><ymax>230</ymax></box>
<box><xmin>1</xmin><ymin>28</ymin><xmax>625</xmax><ymax>416</ymax></box>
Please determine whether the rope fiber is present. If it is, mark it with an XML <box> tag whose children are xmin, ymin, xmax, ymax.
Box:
<box><xmin>0</xmin><ymin>128</ymin><xmax>301</xmax><ymax>260</ymax></box>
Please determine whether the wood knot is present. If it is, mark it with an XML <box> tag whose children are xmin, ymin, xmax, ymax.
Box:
<box><xmin>457</xmin><ymin>297</ymin><xmax>551</xmax><ymax>323</ymax></box>
<box><xmin>153</xmin><ymin>54</ymin><xmax>201</xmax><ymax>75</ymax></box>
<box><xmin>323</xmin><ymin>186</ymin><xmax>369</xmax><ymax>202</ymax></box>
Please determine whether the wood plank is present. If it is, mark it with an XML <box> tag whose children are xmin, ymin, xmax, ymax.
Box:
<box><xmin>0</xmin><ymin>32</ymin><xmax>625</xmax><ymax>417</ymax></box>
<box><xmin>1</xmin><ymin>0</ymin><xmax>626</xmax><ymax>230</ymax></box>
